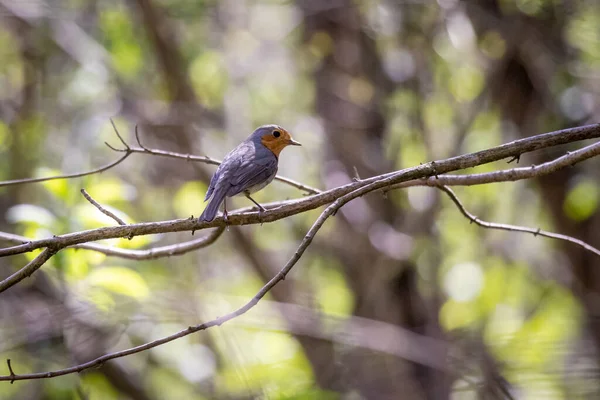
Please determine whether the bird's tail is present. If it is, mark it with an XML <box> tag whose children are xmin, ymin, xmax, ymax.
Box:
<box><xmin>199</xmin><ymin>189</ymin><xmax>225</xmax><ymax>222</ymax></box>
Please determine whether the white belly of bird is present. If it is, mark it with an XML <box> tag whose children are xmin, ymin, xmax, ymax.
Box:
<box><xmin>238</xmin><ymin>173</ymin><xmax>276</xmax><ymax>196</ymax></box>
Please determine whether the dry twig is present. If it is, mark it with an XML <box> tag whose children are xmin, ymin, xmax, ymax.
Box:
<box><xmin>80</xmin><ymin>189</ymin><xmax>127</xmax><ymax>226</ymax></box>
<box><xmin>439</xmin><ymin>186</ymin><xmax>600</xmax><ymax>257</ymax></box>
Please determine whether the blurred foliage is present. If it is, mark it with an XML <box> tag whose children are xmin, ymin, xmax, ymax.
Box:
<box><xmin>0</xmin><ymin>0</ymin><xmax>599</xmax><ymax>399</ymax></box>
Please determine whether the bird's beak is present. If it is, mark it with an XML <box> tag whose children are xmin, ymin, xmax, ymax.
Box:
<box><xmin>288</xmin><ymin>138</ymin><xmax>302</xmax><ymax>146</ymax></box>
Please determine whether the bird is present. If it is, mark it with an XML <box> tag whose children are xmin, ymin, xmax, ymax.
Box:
<box><xmin>199</xmin><ymin>124</ymin><xmax>301</xmax><ymax>222</ymax></box>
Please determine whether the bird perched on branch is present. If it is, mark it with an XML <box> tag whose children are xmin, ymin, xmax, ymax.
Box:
<box><xmin>199</xmin><ymin>125</ymin><xmax>301</xmax><ymax>222</ymax></box>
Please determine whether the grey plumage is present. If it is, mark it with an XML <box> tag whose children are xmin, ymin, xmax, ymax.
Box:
<box><xmin>199</xmin><ymin>125</ymin><xmax>283</xmax><ymax>222</ymax></box>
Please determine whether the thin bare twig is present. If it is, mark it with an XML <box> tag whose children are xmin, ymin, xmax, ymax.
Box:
<box><xmin>6</xmin><ymin>359</ymin><xmax>15</xmax><ymax>384</ymax></box>
<box><xmin>385</xmin><ymin>139</ymin><xmax>600</xmax><ymax>191</ymax></box>
<box><xmin>104</xmin><ymin>125</ymin><xmax>321</xmax><ymax>195</ymax></box>
<box><xmin>439</xmin><ymin>186</ymin><xmax>600</xmax><ymax>257</ymax></box>
<box><xmin>0</xmin><ymin>248</ymin><xmax>57</xmax><ymax>293</ymax></box>
<box><xmin>0</xmin><ymin>228</ymin><xmax>225</xmax><ymax>260</ymax></box>
<box><xmin>0</xmin><ymin>121</ymin><xmax>319</xmax><ymax>195</ymax></box>
<box><xmin>0</xmin><ymin>120</ymin><xmax>133</xmax><ymax>188</ymax></box>
<box><xmin>80</xmin><ymin>189</ymin><xmax>126</xmax><ymax>226</ymax></box>
<box><xmin>0</xmin><ymin>152</ymin><xmax>132</xmax><ymax>188</ymax></box>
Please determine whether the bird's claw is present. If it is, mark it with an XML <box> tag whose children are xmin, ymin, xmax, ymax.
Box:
<box><xmin>223</xmin><ymin>211</ymin><xmax>230</xmax><ymax>230</ymax></box>
<box><xmin>257</xmin><ymin>206</ymin><xmax>266</xmax><ymax>226</ymax></box>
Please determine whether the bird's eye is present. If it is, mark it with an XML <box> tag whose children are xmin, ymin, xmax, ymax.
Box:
<box><xmin>273</xmin><ymin>130</ymin><xmax>281</xmax><ymax>138</ymax></box>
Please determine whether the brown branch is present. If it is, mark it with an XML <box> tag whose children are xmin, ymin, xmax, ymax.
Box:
<box><xmin>80</xmin><ymin>189</ymin><xmax>126</xmax><ymax>226</ymax></box>
<box><xmin>0</xmin><ymin>248</ymin><xmax>57</xmax><ymax>293</ymax></box>
<box><xmin>1</xmin><ymin>124</ymin><xmax>598</xmax><ymax>261</ymax></box>
<box><xmin>6</xmin><ymin>359</ymin><xmax>15</xmax><ymax>384</ymax></box>
<box><xmin>439</xmin><ymin>186</ymin><xmax>600</xmax><ymax>257</ymax></box>
<box><xmin>111</xmin><ymin>125</ymin><xmax>321</xmax><ymax>195</ymax></box>
<box><xmin>0</xmin><ymin>151</ymin><xmax>132</xmax><ymax>188</ymax></box>
<box><xmin>0</xmin><ymin>121</ymin><xmax>318</xmax><ymax>196</ymax></box>
<box><xmin>0</xmin><ymin>228</ymin><xmax>225</xmax><ymax>260</ymax></box>
<box><xmin>386</xmin><ymin>138</ymin><xmax>600</xmax><ymax>190</ymax></box>
<box><xmin>2</xmin><ymin>140</ymin><xmax>593</xmax><ymax>260</ymax></box>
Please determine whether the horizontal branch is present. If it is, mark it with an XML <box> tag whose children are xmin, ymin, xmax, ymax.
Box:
<box><xmin>0</xmin><ymin>152</ymin><xmax>132</xmax><ymax>188</ymax></box>
<box><xmin>388</xmin><ymin>138</ymin><xmax>600</xmax><ymax>190</ymax></box>
<box><xmin>0</xmin><ymin>121</ymin><xmax>319</xmax><ymax>195</ymax></box>
<box><xmin>109</xmin><ymin>125</ymin><xmax>321</xmax><ymax>195</ymax></box>
<box><xmin>1</xmin><ymin>124</ymin><xmax>598</xmax><ymax>260</ymax></box>
<box><xmin>0</xmin><ymin>228</ymin><xmax>225</xmax><ymax>260</ymax></box>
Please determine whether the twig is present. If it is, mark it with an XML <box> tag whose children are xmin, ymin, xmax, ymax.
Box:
<box><xmin>110</xmin><ymin>125</ymin><xmax>321</xmax><ymax>195</ymax></box>
<box><xmin>0</xmin><ymin>227</ymin><xmax>225</xmax><ymax>260</ymax></box>
<box><xmin>80</xmin><ymin>189</ymin><xmax>126</xmax><ymax>226</ymax></box>
<box><xmin>0</xmin><ymin>152</ymin><xmax>132</xmax><ymax>188</ymax></box>
<box><xmin>6</xmin><ymin>359</ymin><xmax>15</xmax><ymax>384</ymax></box>
<box><xmin>0</xmin><ymin>248</ymin><xmax>57</xmax><ymax>294</ymax></box>
<box><xmin>385</xmin><ymin>139</ymin><xmax>600</xmax><ymax>191</ymax></box>
<box><xmin>109</xmin><ymin>118</ymin><xmax>130</xmax><ymax>150</ymax></box>
<box><xmin>439</xmin><ymin>186</ymin><xmax>600</xmax><ymax>257</ymax></box>
<box><xmin>0</xmin><ymin>122</ymin><xmax>319</xmax><ymax>195</ymax></box>
<box><xmin>82</xmin><ymin>226</ymin><xmax>225</xmax><ymax>260</ymax></box>
<box><xmin>0</xmin><ymin>120</ymin><xmax>133</xmax><ymax>189</ymax></box>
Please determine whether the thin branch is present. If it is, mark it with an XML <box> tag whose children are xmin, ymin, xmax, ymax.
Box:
<box><xmin>1</xmin><ymin>125</ymin><xmax>598</xmax><ymax>261</ymax></box>
<box><xmin>396</xmin><ymin>142</ymin><xmax>600</xmax><ymax>191</ymax></box>
<box><xmin>0</xmin><ymin>227</ymin><xmax>225</xmax><ymax>260</ymax></box>
<box><xmin>80</xmin><ymin>189</ymin><xmax>126</xmax><ymax>226</ymax></box>
<box><xmin>385</xmin><ymin>139</ymin><xmax>600</xmax><ymax>191</ymax></box>
<box><xmin>0</xmin><ymin>120</ymin><xmax>133</xmax><ymax>188</ymax></box>
<box><xmin>0</xmin><ymin>121</ymin><xmax>319</xmax><ymax>195</ymax></box>
<box><xmin>110</xmin><ymin>118</ymin><xmax>130</xmax><ymax>150</ymax></box>
<box><xmin>0</xmin><ymin>152</ymin><xmax>132</xmax><ymax>188</ymax></box>
<box><xmin>110</xmin><ymin>125</ymin><xmax>321</xmax><ymax>195</ymax></box>
<box><xmin>439</xmin><ymin>186</ymin><xmax>600</xmax><ymax>257</ymax></box>
<box><xmin>0</xmin><ymin>248</ymin><xmax>57</xmax><ymax>293</ymax></box>
<box><xmin>6</xmin><ymin>359</ymin><xmax>15</xmax><ymax>384</ymax></box>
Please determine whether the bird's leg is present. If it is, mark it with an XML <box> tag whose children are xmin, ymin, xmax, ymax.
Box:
<box><xmin>245</xmin><ymin>192</ymin><xmax>266</xmax><ymax>223</ymax></box>
<box><xmin>223</xmin><ymin>197</ymin><xmax>229</xmax><ymax>226</ymax></box>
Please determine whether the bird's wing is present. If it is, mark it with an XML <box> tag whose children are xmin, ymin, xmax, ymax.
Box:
<box><xmin>204</xmin><ymin>168</ymin><xmax>220</xmax><ymax>201</ymax></box>
<box><xmin>204</xmin><ymin>141</ymin><xmax>251</xmax><ymax>201</ymax></box>
<box><xmin>226</xmin><ymin>149</ymin><xmax>277</xmax><ymax>197</ymax></box>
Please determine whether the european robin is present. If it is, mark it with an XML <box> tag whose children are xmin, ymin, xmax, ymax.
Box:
<box><xmin>199</xmin><ymin>125</ymin><xmax>301</xmax><ymax>222</ymax></box>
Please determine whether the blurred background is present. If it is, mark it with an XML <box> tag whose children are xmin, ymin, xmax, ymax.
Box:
<box><xmin>1</xmin><ymin>0</ymin><xmax>600</xmax><ymax>399</ymax></box>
